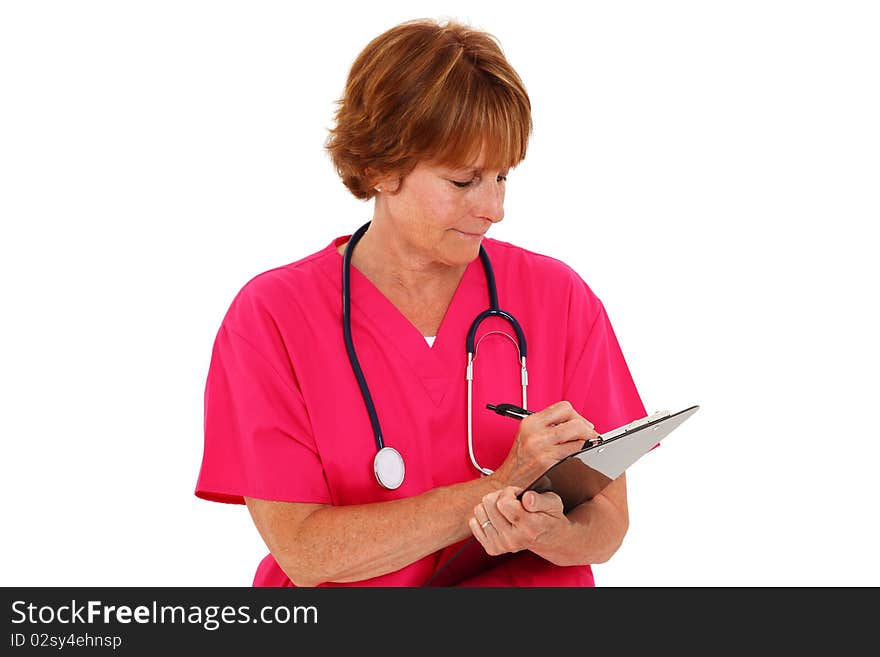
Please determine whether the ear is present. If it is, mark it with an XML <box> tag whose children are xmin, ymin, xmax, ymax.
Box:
<box><xmin>367</xmin><ymin>167</ymin><xmax>402</xmax><ymax>195</ymax></box>
<box><xmin>381</xmin><ymin>177</ymin><xmax>402</xmax><ymax>194</ymax></box>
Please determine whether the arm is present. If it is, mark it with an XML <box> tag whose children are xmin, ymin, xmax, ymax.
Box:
<box><xmin>245</xmin><ymin>400</ymin><xmax>593</xmax><ymax>587</ymax></box>
<box><xmin>245</xmin><ymin>476</ymin><xmax>502</xmax><ymax>587</ymax></box>
<box><xmin>554</xmin><ymin>474</ymin><xmax>629</xmax><ymax>565</ymax></box>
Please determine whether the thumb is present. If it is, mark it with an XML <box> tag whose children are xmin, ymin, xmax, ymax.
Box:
<box><xmin>523</xmin><ymin>490</ymin><xmax>563</xmax><ymax>514</ymax></box>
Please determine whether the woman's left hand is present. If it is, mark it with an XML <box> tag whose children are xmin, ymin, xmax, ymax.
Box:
<box><xmin>469</xmin><ymin>486</ymin><xmax>567</xmax><ymax>556</ymax></box>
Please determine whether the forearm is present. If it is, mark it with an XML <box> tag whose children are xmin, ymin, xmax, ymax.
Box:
<box><xmin>530</xmin><ymin>487</ymin><xmax>629</xmax><ymax>567</ymax></box>
<box><xmin>283</xmin><ymin>477</ymin><xmax>503</xmax><ymax>586</ymax></box>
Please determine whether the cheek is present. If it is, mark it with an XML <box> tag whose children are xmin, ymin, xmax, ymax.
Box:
<box><xmin>432</xmin><ymin>195</ymin><xmax>469</xmax><ymax>227</ymax></box>
<box><xmin>409</xmin><ymin>195</ymin><xmax>462</xmax><ymax>233</ymax></box>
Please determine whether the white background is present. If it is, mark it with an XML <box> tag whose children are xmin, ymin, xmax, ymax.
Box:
<box><xmin>2</xmin><ymin>1</ymin><xmax>878</xmax><ymax>587</ymax></box>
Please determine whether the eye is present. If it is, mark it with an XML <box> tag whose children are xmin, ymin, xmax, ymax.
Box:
<box><xmin>497</xmin><ymin>173</ymin><xmax>508</xmax><ymax>183</ymax></box>
<box><xmin>451</xmin><ymin>179</ymin><xmax>475</xmax><ymax>188</ymax></box>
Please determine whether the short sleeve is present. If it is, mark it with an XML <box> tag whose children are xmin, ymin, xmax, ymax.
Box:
<box><xmin>195</xmin><ymin>323</ymin><xmax>332</xmax><ymax>505</ymax></box>
<box><xmin>563</xmin><ymin>284</ymin><xmax>647</xmax><ymax>434</ymax></box>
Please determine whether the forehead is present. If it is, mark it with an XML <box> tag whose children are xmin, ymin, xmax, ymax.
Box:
<box><xmin>429</xmin><ymin>141</ymin><xmax>510</xmax><ymax>172</ymax></box>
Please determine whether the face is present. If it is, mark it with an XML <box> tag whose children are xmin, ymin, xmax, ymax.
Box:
<box><xmin>376</xmin><ymin>154</ymin><xmax>508</xmax><ymax>267</ymax></box>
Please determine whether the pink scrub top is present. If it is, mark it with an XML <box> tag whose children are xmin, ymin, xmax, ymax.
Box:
<box><xmin>195</xmin><ymin>235</ymin><xmax>646</xmax><ymax>587</ymax></box>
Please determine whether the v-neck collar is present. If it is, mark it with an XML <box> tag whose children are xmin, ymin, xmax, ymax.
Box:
<box><xmin>317</xmin><ymin>236</ymin><xmax>489</xmax><ymax>406</ymax></box>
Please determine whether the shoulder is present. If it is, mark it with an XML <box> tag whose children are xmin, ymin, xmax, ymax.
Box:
<box><xmin>482</xmin><ymin>237</ymin><xmax>603</xmax><ymax>315</ymax></box>
<box><xmin>220</xmin><ymin>240</ymin><xmax>338</xmax><ymax>337</ymax></box>
<box><xmin>482</xmin><ymin>237</ymin><xmax>593</xmax><ymax>287</ymax></box>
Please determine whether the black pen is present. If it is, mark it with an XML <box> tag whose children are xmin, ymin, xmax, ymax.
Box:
<box><xmin>486</xmin><ymin>402</ymin><xmax>605</xmax><ymax>447</ymax></box>
<box><xmin>486</xmin><ymin>403</ymin><xmax>534</xmax><ymax>419</ymax></box>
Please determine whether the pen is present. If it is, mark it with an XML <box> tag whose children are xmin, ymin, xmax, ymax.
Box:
<box><xmin>486</xmin><ymin>402</ymin><xmax>605</xmax><ymax>447</ymax></box>
<box><xmin>485</xmin><ymin>403</ymin><xmax>533</xmax><ymax>419</ymax></box>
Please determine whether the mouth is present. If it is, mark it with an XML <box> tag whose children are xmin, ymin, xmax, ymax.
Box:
<box><xmin>453</xmin><ymin>229</ymin><xmax>487</xmax><ymax>239</ymax></box>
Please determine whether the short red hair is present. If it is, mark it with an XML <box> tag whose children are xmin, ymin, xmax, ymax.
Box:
<box><xmin>326</xmin><ymin>18</ymin><xmax>532</xmax><ymax>199</ymax></box>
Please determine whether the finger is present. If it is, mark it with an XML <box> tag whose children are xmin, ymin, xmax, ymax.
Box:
<box><xmin>469</xmin><ymin>516</ymin><xmax>492</xmax><ymax>547</ymax></box>
<box><xmin>495</xmin><ymin>487</ymin><xmax>526</xmax><ymax>524</ymax></box>
<box><xmin>473</xmin><ymin>502</ymin><xmax>492</xmax><ymax>530</ymax></box>
<box><xmin>541</xmin><ymin>431</ymin><xmax>594</xmax><ymax>465</ymax></box>
<box><xmin>536</xmin><ymin>402</ymin><xmax>597</xmax><ymax>435</ymax></box>
<box><xmin>550</xmin><ymin>439</ymin><xmax>590</xmax><ymax>463</ymax></box>
<box><xmin>530</xmin><ymin>400</ymin><xmax>579</xmax><ymax>427</ymax></box>
<box><xmin>522</xmin><ymin>490</ymin><xmax>564</xmax><ymax>515</ymax></box>
<box><xmin>525</xmin><ymin>418</ymin><xmax>597</xmax><ymax>457</ymax></box>
<box><xmin>550</xmin><ymin>417</ymin><xmax>599</xmax><ymax>443</ymax></box>
<box><xmin>471</xmin><ymin>513</ymin><xmax>500</xmax><ymax>546</ymax></box>
<box><xmin>518</xmin><ymin>421</ymin><xmax>594</xmax><ymax>470</ymax></box>
<box><xmin>474</xmin><ymin>494</ymin><xmax>506</xmax><ymax>532</ymax></box>
<box><xmin>476</xmin><ymin>489</ymin><xmax>501</xmax><ymax>514</ymax></box>
<box><xmin>482</xmin><ymin>493</ymin><xmax>514</xmax><ymax>533</ymax></box>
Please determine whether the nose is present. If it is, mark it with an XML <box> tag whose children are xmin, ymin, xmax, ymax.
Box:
<box><xmin>475</xmin><ymin>177</ymin><xmax>505</xmax><ymax>224</ymax></box>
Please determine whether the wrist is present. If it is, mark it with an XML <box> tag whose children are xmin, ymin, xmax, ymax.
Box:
<box><xmin>485</xmin><ymin>468</ymin><xmax>510</xmax><ymax>493</ymax></box>
<box><xmin>532</xmin><ymin>515</ymin><xmax>582</xmax><ymax>566</ymax></box>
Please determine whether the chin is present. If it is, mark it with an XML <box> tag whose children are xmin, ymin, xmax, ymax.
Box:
<box><xmin>435</xmin><ymin>231</ymin><xmax>485</xmax><ymax>267</ymax></box>
<box><xmin>452</xmin><ymin>244</ymin><xmax>483</xmax><ymax>267</ymax></box>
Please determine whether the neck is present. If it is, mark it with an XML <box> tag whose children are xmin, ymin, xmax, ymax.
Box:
<box><xmin>338</xmin><ymin>219</ymin><xmax>470</xmax><ymax>337</ymax></box>
<box><xmin>341</xmin><ymin>220</ymin><xmax>467</xmax><ymax>299</ymax></box>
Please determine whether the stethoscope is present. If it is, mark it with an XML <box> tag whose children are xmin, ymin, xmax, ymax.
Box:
<box><xmin>342</xmin><ymin>221</ymin><xmax>528</xmax><ymax>489</ymax></box>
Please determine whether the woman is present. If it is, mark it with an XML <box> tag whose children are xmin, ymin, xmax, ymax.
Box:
<box><xmin>195</xmin><ymin>18</ymin><xmax>646</xmax><ymax>587</ymax></box>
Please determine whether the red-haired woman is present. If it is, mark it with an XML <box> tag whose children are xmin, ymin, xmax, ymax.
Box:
<box><xmin>196</xmin><ymin>18</ymin><xmax>646</xmax><ymax>587</ymax></box>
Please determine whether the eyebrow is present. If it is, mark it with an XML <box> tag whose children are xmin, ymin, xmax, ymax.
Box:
<box><xmin>443</xmin><ymin>164</ymin><xmax>480</xmax><ymax>173</ymax></box>
<box><xmin>445</xmin><ymin>165</ymin><xmax>506</xmax><ymax>176</ymax></box>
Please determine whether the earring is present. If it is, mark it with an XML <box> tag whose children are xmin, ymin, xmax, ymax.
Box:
<box><xmin>374</xmin><ymin>186</ymin><xmax>382</xmax><ymax>193</ymax></box>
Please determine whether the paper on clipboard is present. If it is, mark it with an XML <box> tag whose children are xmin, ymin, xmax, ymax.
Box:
<box><xmin>525</xmin><ymin>404</ymin><xmax>700</xmax><ymax>511</ymax></box>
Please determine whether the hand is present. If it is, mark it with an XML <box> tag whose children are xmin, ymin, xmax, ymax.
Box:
<box><xmin>490</xmin><ymin>400</ymin><xmax>598</xmax><ymax>489</ymax></box>
<box><xmin>469</xmin><ymin>486</ymin><xmax>567</xmax><ymax>556</ymax></box>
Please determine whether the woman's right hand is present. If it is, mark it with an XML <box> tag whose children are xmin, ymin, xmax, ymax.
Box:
<box><xmin>489</xmin><ymin>400</ymin><xmax>598</xmax><ymax>490</ymax></box>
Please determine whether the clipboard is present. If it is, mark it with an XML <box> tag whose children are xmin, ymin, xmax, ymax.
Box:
<box><xmin>425</xmin><ymin>404</ymin><xmax>700</xmax><ymax>586</ymax></box>
<box><xmin>525</xmin><ymin>404</ymin><xmax>700</xmax><ymax>511</ymax></box>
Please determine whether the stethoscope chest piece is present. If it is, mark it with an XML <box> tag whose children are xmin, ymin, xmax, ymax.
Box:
<box><xmin>374</xmin><ymin>446</ymin><xmax>405</xmax><ymax>490</ymax></box>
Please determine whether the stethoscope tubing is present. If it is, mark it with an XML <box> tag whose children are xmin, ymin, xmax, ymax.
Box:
<box><xmin>342</xmin><ymin>220</ymin><xmax>528</xmax><ymax>487</ymax></box>
<box><xmin>342</xmin><ymin>221</ymin><xmax>386</xmax><ymax>451</ymax></box>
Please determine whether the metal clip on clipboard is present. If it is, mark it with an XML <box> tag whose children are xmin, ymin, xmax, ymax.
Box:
<box><xmin>597</xmin><ymin>409</ymin><xmax>671</xmax><ymax>442</ymax></box>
